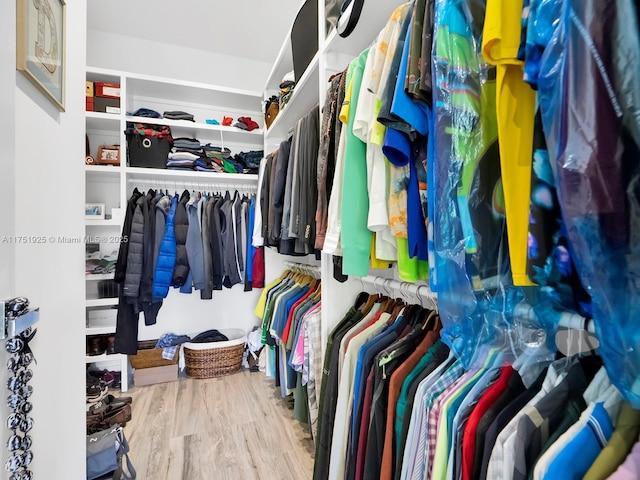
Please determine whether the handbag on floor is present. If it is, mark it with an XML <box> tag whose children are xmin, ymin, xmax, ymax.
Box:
<box><xmin>87</xmin><ymin>424</ymin><xmax>136</xmax><ymax>480</ymax></box>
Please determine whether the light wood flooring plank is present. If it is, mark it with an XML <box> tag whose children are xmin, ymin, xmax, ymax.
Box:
<box><xmin>122</xmin><ymin>371</ymin><xmax>315</xmax><ymax>479</ymax></box>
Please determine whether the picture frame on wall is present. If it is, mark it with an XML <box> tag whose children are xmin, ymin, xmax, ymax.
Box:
<box><xmin>85</xmin><ymin>204</ymin><xmax>105</xmax><ymax>220</ymax></box>
<box><xmin>16</xmin><ymin>0</ymin><xmax>66</xmax><ymax>112</ymax></box>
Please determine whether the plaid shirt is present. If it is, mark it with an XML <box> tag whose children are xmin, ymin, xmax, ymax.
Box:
<box><xmin>125</xmin><ymin>122</ymin><xmax>173</xmax><ymax>141</ymax></box>
<box><xmin>304</xmin><ymin>307</ymin><xmax>322</xmax><ymax>440</ymax></box>
<box><xmin>411</xmin><ymin>359</ymin><xmax>465</xmax><ymax>480</ymax></box>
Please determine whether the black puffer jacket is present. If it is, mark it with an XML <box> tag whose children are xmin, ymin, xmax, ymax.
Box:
<box><xmin>115</xmin><ymin>189</ymin><xmax>142</xmax><ymax>283</ymax></box>
<box><xmin>172</xmin><ymin>190</ymin><xmax>190</xmax><ymax>286</ymax></box>
<box><xmin>123</xmin><ymin>195</ymin><xmax>145</xmax><ymax>298</ymax></box>
<box><xmin>139</xmin><ymin>190</ymin><xmax>158</xmax><ymax>302</ymax></box>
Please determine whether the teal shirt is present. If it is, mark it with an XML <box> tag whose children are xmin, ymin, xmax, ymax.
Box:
<box><xmin>395</xmin><ymin>342</ymin><xmax>439</xmax><ymax>455</ymax></box>
<box><xmin>340</xmin><ymin>48</ymin><xmax>372</xmax><ymax>276</ymax></box>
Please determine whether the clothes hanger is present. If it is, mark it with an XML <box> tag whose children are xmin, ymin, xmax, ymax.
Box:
<box><xmin>359</xmin><ymin>291</ymin><xmax>380</xmax><ymax>314</ymax></box>
<box><xmin>421</xmin><ymin>309</ymin><xmax>439</xmax><ymax>331</ymax></box>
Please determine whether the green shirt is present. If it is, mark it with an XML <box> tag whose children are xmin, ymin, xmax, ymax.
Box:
<box><xmin>340</xmin><ymin>48</ymin><xmax>372</xmax><ymax>276</ymax></box>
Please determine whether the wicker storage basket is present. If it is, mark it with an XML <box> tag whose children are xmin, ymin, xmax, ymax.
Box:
<box><xmin>183</xmin><ymin>329</ymin><xmax>246</xmax><ymax>379</ymax></box>
<box><xmin>129</xmin><ymin>339</ymin><xmax>179</xmax><ymax>369</ymax></box>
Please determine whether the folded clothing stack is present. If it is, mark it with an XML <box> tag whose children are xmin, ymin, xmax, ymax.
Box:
<box><xmin>233</xmin><ymin>116</ymin><xmax>260</xmax><ymax>131</ymax></box>
<box><xmin>199</xmin><ymin>144</ymin><xmax>228</xmax><ymax>173</ymax></box>
<box><xmin>235</xmin><ymin>150</ymin><xmax>263</xmax><ymax>173</ymax></box>
<box><xmin>86</xmin><ymin>250</ymin><xmax>118</xmax><ymax>275</ymax></box>
<box><xmin>204</xmin><ymin>145</ymin><xmax>249</xmax><ymax>174</ymax></box>
<box><xmin>128</xmin><ymin>107</ymin><xmax>163</xmax><ymax>118</ymax></box>
<box><xmin>167</xmin><ymin>137</ymin><xmax>203</xmax><ymax>170</ymax></box>
<box><xmin>163</xmin><ymin>110</ymin><xmax>195</xmax><ymax>122</ymax></box>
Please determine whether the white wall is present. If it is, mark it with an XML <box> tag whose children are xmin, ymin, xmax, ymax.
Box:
<box><xmin>135</xmin><ymin>286</ymin><xmax>262</xmax><ymax>342</ymax></box>
<box><xmin>8</xmin><ymin>0</ymin><xmax>87</xmax><ymax>478</ymax></box>
<box><xmin>0</xmin><ymin>0</ymin><xmax>16</xmax><ymax>300</ymax></box>
<box><xmin>0</xmin><ymin>3</ymin><xmax>16</xmax><ymax>479</ymax></box>
<box><xmin>87</xmin><ymin>29</ymin><xmax>272</xmax><ymax>92</ymax></box>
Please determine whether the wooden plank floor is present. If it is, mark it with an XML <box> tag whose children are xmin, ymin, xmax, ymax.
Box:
<box><xmin>121</xmin><ymin>371</ymin><xmax>316</xmax><ymax>479</ymax></box>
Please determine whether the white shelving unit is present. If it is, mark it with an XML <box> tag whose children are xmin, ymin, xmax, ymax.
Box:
<box><xmin>85</xmin><ymin>298</ymin><xmax>119</xmax><ymax>308</ymax></box>
<box><xmin>85</xmin><ymin>67</ymin><xmax>264</xmax><ymax>396</ymax></box>
<box><xmin>262</xmin><ymin>0</ymin><xmax>409</xmax><ymax>354</ymax></box>
<box><xmin>85</xmin><ymin>273</ymin><xmax>115</xmax><ymax>281</ymax></box>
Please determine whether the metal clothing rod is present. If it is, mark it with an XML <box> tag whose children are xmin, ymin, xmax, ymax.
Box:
<box><xmin>513</xmin><ymin>303</ymin><xmax>596</xmax><ymax>334</ymax></box>
<box><xmin>360</xmin><ymin>275</ymin><xmax>437</xmax><ymax>299</ymax></box>
<box><xmin>285</xmin><ymin>261</ymin><xmax>322</xmax><ymax>277</ymax></box>
<box><xmin>127</xmin><ymin>178</ymin><xmax>257</xmax><ymax>193</ymax></box>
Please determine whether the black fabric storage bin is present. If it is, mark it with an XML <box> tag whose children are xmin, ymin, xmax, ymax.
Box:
<box><xmin>126</xmin><ymin>133</ymin><xmax>171</xmax><ymax>169</ymax></box>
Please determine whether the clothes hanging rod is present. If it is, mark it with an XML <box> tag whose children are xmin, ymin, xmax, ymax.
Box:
<box><xmin>285</xmin><ymin>261</ymin><xmax>321</xmax><ymax>272</ymax></box>
<box><xmin>513</xmin><ymin>303</ymin><xmax>595</xmax><ymax>334</ymax></box>
<box><xmin>127</xmin><ymin>178</ymin><xmax>257</xmax><ymax>191</ymax></box>
<box><xmin>360</xmin><ymin>275</ymin><xmax>437</xmax><ymax>300</ymax></box>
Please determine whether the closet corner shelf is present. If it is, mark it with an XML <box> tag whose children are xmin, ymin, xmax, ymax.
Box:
<box><xmin>86</xmin><ymin>326</ymin><xmax>117</xmax><ymax>336</ymax></box>
<box><xmin>85</xmin><ymin>165</ymin><xmax>122</xmax><ymax>182</ymax></box>
<box><xmin>125</xmin><ymin>116</ymin><xmax>263</xmax><ymax>143</ymax></box>
<box><xmin>264</xmin><ymin>35</ymin><xmax>293</xmax><ymax>92</ymax></box>
<box><xmin>86</xmin><ymin>111</ymin><xmax>121</xmax><ymax>131</ymax></box>
<box><xmin>86</xmin><ymin>273</ymin><xmax>115</xmax><ymax>281</ymax></box>
<box><xmin>86</xmin><ymin>298</ymin><xmax>119</xmax><ymax>308</ymax></box>
<box><xmin>85</xmin><ymin>352</ymin><xmax>124</xmax><ymax>363</ymax></box>
<box><xmin>321</xmin><ymin>3</ymin><xmax>408</xmax><ymax>59</ymax></box>
<box><xmin>264</xmin><ymin>52</ymin><xmax>320</xmax><ymax>144</ymax></box>
<box><xmin>86</xmin><ymin>67</ymin><xmax>122</xmax><ymax>84</ymax></box>
<box><xmin>125</xmin><ymin>167</ymin><xmax>259</xmax><ymax>183</ymax></box>
<box><xmin>86</xmin><ymin>219</ymin><xmax>121</xmax><ymax>227</ymax></box>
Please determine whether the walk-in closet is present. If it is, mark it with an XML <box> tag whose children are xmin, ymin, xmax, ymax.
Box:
<box><xmin>2</xmin><ymin>0</ymin><xmax>640</xmax><ymax>479</ymax></box>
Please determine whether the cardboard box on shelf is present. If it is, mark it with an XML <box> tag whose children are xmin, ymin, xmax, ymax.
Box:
<box><xmin>134</xmin><ymin>364</ymin><xmax>178</xmax><ymax>387</ymax></box>
<box><xmin>94</xmin><ymin>97</ymin><xmax>120</xmax><ymax>114</ymax></box>
<box><xmin>86</xmin><ymin>81</ymin><xmax>94</xmax><ymax>97</ymax></box>
<box><xmin>87</xmin><ymin>308</ymin><xmax>117</xmax><ymax>327</ymax></box>
<box><xmin>94</xmin><ymin>82</ymin><xmax>121</xmax><ymax>99</ymax></box>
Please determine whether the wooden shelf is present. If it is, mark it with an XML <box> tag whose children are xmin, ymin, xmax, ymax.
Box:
<box><xmin>125</xmin><ymin>116</ymin><xmax>263</xmax><ymax>144</ymax></box>
<box><xmin>264</xmin><ymin>35</ymin><xmax>293</xmax><ymax>92</ymax></box>
<box><xmin>85</xmin><ymin>219</ymin><xmax>121</xmax><ymax>227</ymax></box>
<box><xmin>86</xmin><ymin>298</ymin><xmax>119</xmax><ymax>307</ymax></box>
<box><xmin>86</xmin><ymin>326</ymin><xmax>117</xmax><ymax>336</ymax></box>
<box><xmin>321</xmin><ymin>3</ymin><xmax>404</xmax><ymax>59</ymax></box>
<box><xmin>85</xmin><ymin>165</ymin><xmax>122</xmax><ymax>183</ymax></box>
<box><xmin>126</xmin><ymin>73</ymin><xmax>261</xmax><ymax>113</ymax></box>
<box><xmin>86</xmin><ymin>273</ymin><xmax>115</xmax><ymax>281</ymax></box>
<box><xmin>125</xmin><ymin>167</ymin><xmax>259</xmax><ymax>184</ymax></box>
<box><xmin>86</xmin><ymin>111</ymin><xmax>121</xmax><ymax>131</ymax></box>
<box><xmin>85</xmin><ymin>352</ymin><xmax>123</xmax><ymax>363</ymax></box>
<box><xmin>264</xmin><ymin>52</ymin><xmax>320</xmax><ymax>145</ymax></box>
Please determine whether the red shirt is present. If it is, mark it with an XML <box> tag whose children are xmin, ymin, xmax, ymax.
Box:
<box><xmin>461</xmin><ymin>366</ymin><xmax>514</xmax><ymax>480</ymax></box>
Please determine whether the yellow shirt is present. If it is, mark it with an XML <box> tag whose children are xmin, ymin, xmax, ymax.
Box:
<box><xmin>482</xmin><ymin>0</ymin><xmax>537</xmax><ymax>286</ymax></box>
<box><xmin>253</xmin><ymin>277</ymin><xmax>284</xmax><ymax>319</ymax></box>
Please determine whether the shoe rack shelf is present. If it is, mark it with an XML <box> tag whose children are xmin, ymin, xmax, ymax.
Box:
<box><xmin>84</xmin><ymin>353</ymin><xmax>125</xmax><ymax>363</ymax></box>
<box><xmin>86</xmin><ymin>68</ymin><xmax>128</xmax><ymax>392</ymax></box>
<box><xmin>85</xmin><ymin>298</ymin><xmax>119</xmax><ymax>308</ymax></box>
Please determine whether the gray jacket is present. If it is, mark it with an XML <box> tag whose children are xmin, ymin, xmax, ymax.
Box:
<box><xmin>220</xmin><ymin>193</ymin><xmax>242</xmax><ymax>287</ymax></box>
<box><xmin>186</xmin><ymin>198</ymin><xmax>205</xmax><ymax>290</ymax></box>
<box><xmin>123</xmin><ymin>195</ymin><xmax>145</xmax><ymax>298</ymax></box>
<box><xmin>200</xmin><ymin>196</ymin><xmax>214</xmax><ymax>299</ymax></box>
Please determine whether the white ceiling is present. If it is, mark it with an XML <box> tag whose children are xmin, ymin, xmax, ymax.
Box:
<box><xmin>87</xmin><ymin>0</ymin><xmax>303</xmax><ymax>63</ymax></box>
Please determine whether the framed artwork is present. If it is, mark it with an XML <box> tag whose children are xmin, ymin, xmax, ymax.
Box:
<box><xmin>16</xmin><ymin>0</ymin><xmax>66</xmax><ymax>111</ymax></box>
<box><xmin>85</xmin><ymin>204</ymin><xmax>105</xmax><ymax>220</ymax></box>
<box><xmin>97</xmin><ymin>145</ymin><xmax>121</xmax><ymax>166</ymax></box>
